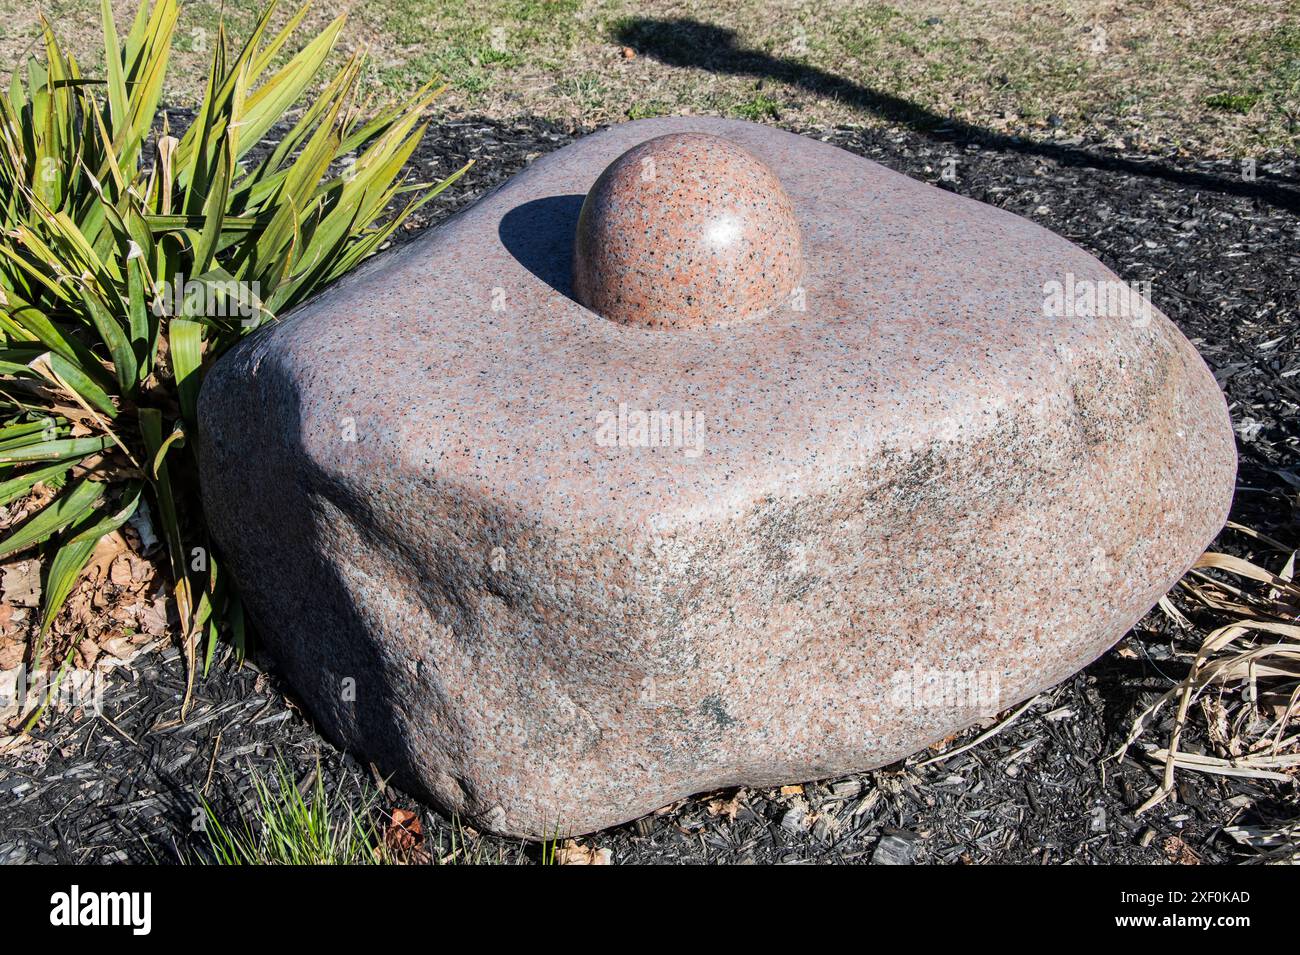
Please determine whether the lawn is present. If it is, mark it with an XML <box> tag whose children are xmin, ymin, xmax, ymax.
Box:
<box><xmin>2</xmin><ymin>0</ymin><xmax>1296</xmax><ymax>158</ymax></box>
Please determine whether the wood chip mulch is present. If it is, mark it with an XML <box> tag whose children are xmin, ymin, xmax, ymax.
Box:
<box><xmin>0</xmin><ymin>114</ymin><xmax>1296</xmax><ymax>865</ymax></box>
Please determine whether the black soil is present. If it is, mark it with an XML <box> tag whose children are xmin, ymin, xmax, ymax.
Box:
<box><xmin>1</xmin><ymin>116</ymin><xmax>1296</xmax><ymax>865</ymax></box>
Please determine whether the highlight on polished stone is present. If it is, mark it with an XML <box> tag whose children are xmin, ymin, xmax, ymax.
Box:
<box><xmin>572</xmin><ymin>132</ymin><xmax>803</xmax><ymax>329</ymax></box>
<box><xmin>199</xmin><ymin>117</ymin><xmax>1236</xmax><ymax>839</ymax></box>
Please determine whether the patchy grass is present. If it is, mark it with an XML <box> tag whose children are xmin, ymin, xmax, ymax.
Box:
<box><xmin>194</xmin><ymin>758</ymin><xmax>563</xmax><ymax>864</ymax></box>
<box><xmin>198</xmin><ymin>761</ymin><xmax>392</xmax><ymax>865</ymax></box>
<box><xmin>1205</xmin><ymin>92</ymin><xmax>1262</xmax><ymax>114</ymax></box>
<box><xmin>733</xmin><ymin>91</ymin><xmax>782</xmax><ymax>121</ymax></box>
<box><xmin>3</xmin><ymin>0</ymin><xmax>1296</xmax><ymax>157</ymax></box>
<box><xmin>196</xmin><ymin>760</ymin><xmax>502</xmax><ymax>864</ymax></box>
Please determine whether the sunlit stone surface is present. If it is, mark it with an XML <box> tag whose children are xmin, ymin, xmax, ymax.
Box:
<box><xmin>200</xmin><ymin>118</ymin><xmax>1235</xmax><ymax>838</ymax></box>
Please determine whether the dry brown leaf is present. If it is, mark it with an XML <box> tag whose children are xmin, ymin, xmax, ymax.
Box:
<box><xmin>127</xmin><ymin>554</ymin><xmax>154</xmax><ymax>584</ymax></box>
<box><xmin>556</xmin><ymin>839</ymin><xmax>611</xmax><ymax>865</ymax></box>
<box><xmin>0</xmin><ymin>638</ymin><xmax>23</xmax><ymax>670</ymax></box>
<box><xmin>109</xmin><ymin>605</ymin><xmax>136</xmax><ymax>625</ymax></box>
<box><xmin>139</xmin><ymin>596</ymin><xmax>169</xmax><ymax>635</ymax></box>
<box><xmin>1196</xmin><ymin>551</ymin><xmax>1300</xmax><ymax>595</ymax></box>
<box><xmin>1200</xmin><ymin>697</ymin><xmax>1237</xmax><ymax>756</ymax></box>
<box><xmin>1</xmin><ymin>561</ymin><xmax>42</xmax><ymax>608</ymax></box>
<box><xmin>1157</xmin><ymin>595</ymin><xmax>1192</xmax><ymax>628</ymax></box>
<box><xmin>101</xmin><ymin>635</ymin><xmax>139</xmax><ymax>662</ymax></box>
<box><xmin>928</xmin><ymin>731</ymin><xmax>962</xmax><ymax>751</ymax></box>
<box><xmin>109</xmin><ymin>556</ymin><xmax>134</xmax><ymax>587</ymax></box>
<box><xmin>75</xmin><ymin>636</ymin><xmax>101</xmax><ymax>669</ymax></box>
<box><xmin>383</xmin><ymin>807</ymin><xmax>428</xmax><ymax>862</ymax></box>
<box><xmin>22</xmin><ymin>482</ymin><xmax>58</xmax><ymax>514</ymax></box>
<box><xmin>1162</xmin><ymin>835</ymin><xmax>1201</xmax><ymax>865</ymax></box>
<box><xmin>779</xmin><ymin>784</ymin><xmax>804</xmax><ymax>796</ymax></box>
<box><xmin>86</xmin><ymin>531</ymin><xmax>129</xmax><ymax>584</ymax></box>
<box><xmin>705</xmin><ymin>789</ymin><xmax>746</xmax><ymax>821</ymax></box>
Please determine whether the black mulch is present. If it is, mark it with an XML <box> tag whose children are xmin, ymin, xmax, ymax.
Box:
<box><xmin>2</xmin><ymin>116</ymin><xmax>1297</xmax><ymax>865</ymax></box>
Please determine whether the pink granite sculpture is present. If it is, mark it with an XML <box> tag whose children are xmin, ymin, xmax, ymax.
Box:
<box><xmin>199</xmin><ymin>118</ymin><xmax>1236</xmax><ymax>838</ymax></box>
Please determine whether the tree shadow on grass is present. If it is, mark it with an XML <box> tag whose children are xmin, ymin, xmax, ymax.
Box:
<box><xmin>613</xmin><ymin>17</ymin><xmax>1300</xmax><ymax>214</ymax></box>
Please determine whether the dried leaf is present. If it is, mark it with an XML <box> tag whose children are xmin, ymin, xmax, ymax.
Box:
<box><xmin>382</xmin><ymin>807</ymin><xmax>428</xmax><ymax>863</ymax></box>
<box><xmin>556</xmin><ymin>839</ymin><xmax>612</xmax><ymax>865</ymax></box>
<box><xmin>705</xmin><ymin>790</ymin><xmax>745</xmax><ymax>821</ymax></box>
<box><xmin>109</xmin><ymin>555</ymin><xmax>134</xmax><ymax>586</ymax></box>
<box><xmin>138</xmin><ymin>595</ymin><xmax>169</xmax><ymax>635</ymax></box>
<box><xmin>1162</xmin><ymin>835</ymin><xmax>1200</xmax><ymax>865</ymax></box>
<box><xmin>2</xmin><ymin>560</ymin><xmax>42</xmax><ymax>608</ymax></box>
<box><xmin>87</xmin><ymin>530</ymin><xmax>130</xmax><ymax>584</ymax></box>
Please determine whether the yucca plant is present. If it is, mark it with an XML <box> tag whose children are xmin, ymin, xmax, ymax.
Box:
<box><xmin>0</xmin><ymin>0</ymin><xmax>468</xmax><ymax>713</ymax></box>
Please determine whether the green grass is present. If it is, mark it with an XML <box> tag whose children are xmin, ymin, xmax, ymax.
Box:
<box><xmin>374</xmin><ymin>0</ymin><xmax>584</xmax><ymax>95</ymax></box>
<box><xmin>626</xmin><ymin>99</ymin><xmax>670</xmax><ymax>120</ymax></box>
<box><xmin>199</xmin><ymin>762</ymin><xmax>390</xmax><ymax>865</ymax></box>
<box><xmin>557</xmin><ymin>70</ymin><xmax>607</xmax><ymax>110</ymax></box>
<box><xmin>2</xmin><ymin>1</ymin><xmax>1295</xmax><ymax>157</ymax></box>
<box><xmin>196</xmin><ymin>759</ymin><xmax>562</xmax><ymax>864</ymax></box>
<box><xmin>734</xmin><ymin>91</ymin><xmax>781</xmax><ymax>121</ymax></box>
<box><xmin>1204</xmin><ymin>91</ymin><xmax>1261</xmax><ymax>114</ymax></box>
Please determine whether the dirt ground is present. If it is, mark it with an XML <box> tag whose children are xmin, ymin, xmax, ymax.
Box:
<box><xmin>2</xmin><ymin>104</ymin><xmax>1296</xmax><ymax>863</ymax></box>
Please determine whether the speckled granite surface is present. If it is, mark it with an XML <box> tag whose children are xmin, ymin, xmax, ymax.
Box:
<box><xmin>198</xmin><ymin>117</ymin><xmax>1235</xmax><ymax>838</ymax></box>
<box><xmin>573</xmin><ymin>132</ymin><xmax>803</xmax><ymax>329</ymax></box>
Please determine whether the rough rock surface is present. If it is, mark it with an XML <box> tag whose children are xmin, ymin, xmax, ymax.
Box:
<box><xmin>198</xmin><ymin>117</ymin><xmax>1235</xmax><ymax>839</ymax></box>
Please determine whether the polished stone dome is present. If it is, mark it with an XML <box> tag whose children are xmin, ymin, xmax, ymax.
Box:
<box><xmin>572</xmin><ymin>132</ymin><xmax>803</xmax><ymax>330</ymax></box>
